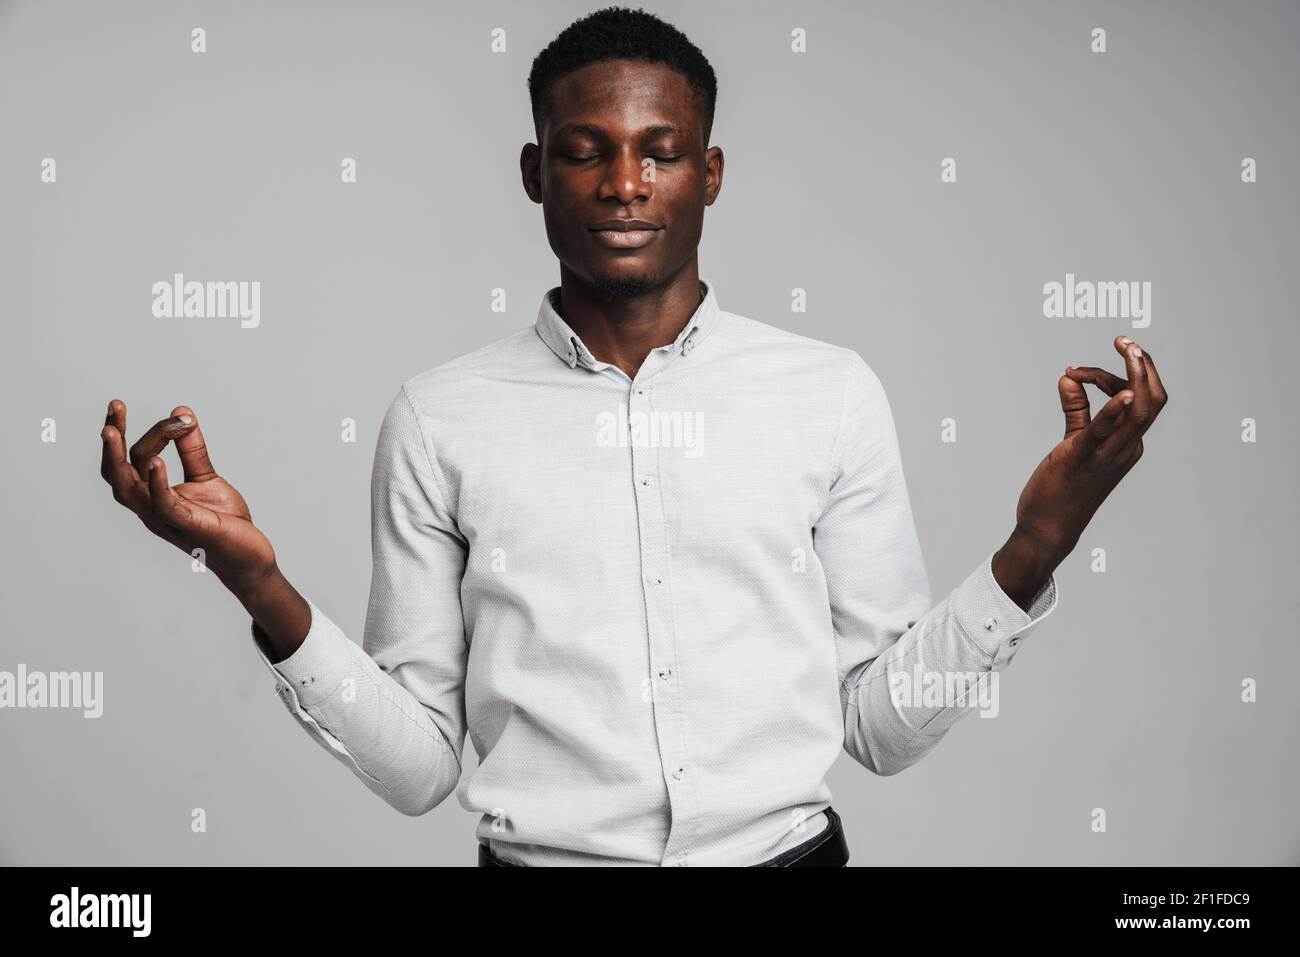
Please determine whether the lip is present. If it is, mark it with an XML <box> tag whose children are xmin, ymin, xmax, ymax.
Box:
<box><xmin>589</xmin><ymin>218</ymin><xmax>660</xmax><ymax>230</ymax></box>
<box><xmin>589</xmin><ymin>228</ymin><xmax>660</xmax><ymax>249</ymax></box>
<box><xmin>587</xmin><ymin>220</ymin><xmax>662</xmax><ymax>249</ymax></box>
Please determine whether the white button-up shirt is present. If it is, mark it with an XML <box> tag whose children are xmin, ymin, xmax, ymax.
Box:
<box><xmin>250</xmin><ymin>277</ymin><xmax>1059</xmax><ymax>866</ymax></box>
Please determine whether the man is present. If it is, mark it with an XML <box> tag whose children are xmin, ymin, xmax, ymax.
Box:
<box><xmin>99</xmin><ymin>7</ymin><xmax>1167</xmax><ymax>866</ymax></box>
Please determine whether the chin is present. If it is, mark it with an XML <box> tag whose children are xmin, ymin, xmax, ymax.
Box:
<box><xmin>586</xmin><ymin>269</ymin><xmax>662</xmax><ymax>301</ymax></box>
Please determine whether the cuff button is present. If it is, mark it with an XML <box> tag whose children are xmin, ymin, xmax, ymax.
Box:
<box><xmin>984</xmin><ymin>616</ymin><xmax>998</xmax><ymax>630</ymax></box>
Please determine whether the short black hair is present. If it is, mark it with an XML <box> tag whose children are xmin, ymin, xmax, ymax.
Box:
<box><xmin>528</xmin><ymin>6</ymin><xmax>718</xmax><ymax>146</ymax></box>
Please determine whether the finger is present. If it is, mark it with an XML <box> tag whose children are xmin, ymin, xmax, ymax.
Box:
<box><xmin>1085</xmin><ymin>389</ymin><xmax>1136</xmax><ymax>452</ymax></box>
<box><xmin>101</xmin><ymin>419</ymin><xmax>150</xmax><ymax>513</ymax></box>
<box><xmin>1115</xmin><ymin>335</ymin><xmax>1152</xmax><ymax>434</ymax></box>
<box><xmin>1138</xmin><ymin>347</ymin><xmax>1167</xmax><ymax>411</ymax></box>
<box><xmin>1063</xmin><ymin>365</ymin><xmax>1128</xmax><ymax>397</ymax></box>
<box><xmin>168</xmin><ymin>405</ymin><xmax>218</xmax><ymax>483</ymax></box>
<box><xmin>145</xmin><ymin>456</ymin><xmax>205</xmax><ymax>537</ymax></box>
<box><xmin>103</xmin><ymin>434</ymin><xmax>184</xmax><ymax>546</ymax></box>
<box><xmin>101</xmin><ymin>399</ymin><xmax>131</xmax><ymax>484</ymax></box>
<box><xmin>1057</xmin><ymin>374</ymin><xmax>1092</xmax><ymax>439</ymax></box>
<box><xmin>129</xmin><ymin>413</ymin><xmax>198</xmax><ymax>476</ymax></box>
<box><xmin>105</xmin><ymin>398</ymin><xmax>125</xmax><ymax>436</ymax></box>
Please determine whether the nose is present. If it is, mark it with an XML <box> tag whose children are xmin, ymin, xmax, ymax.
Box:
<box><xmin>598</xmin><ymin>145</ymin><xmax>653</xmax><ymax>204</ymax></box>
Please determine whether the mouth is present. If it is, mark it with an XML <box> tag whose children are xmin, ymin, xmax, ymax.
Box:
<box><xmin>587</xmin><ymin>224</ymin><xmax>662</xmax><ymax>249</ymax></box>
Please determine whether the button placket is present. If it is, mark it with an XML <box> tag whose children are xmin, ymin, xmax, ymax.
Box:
<box><xmin>626</xmin><ymin>375</ymin><xmax>696</xmax><ymax>865</ymax></box>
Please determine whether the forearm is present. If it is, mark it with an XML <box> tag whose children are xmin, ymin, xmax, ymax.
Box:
<box><xmin>232</xmin><ymin>567</ymin><xmax>311</xmax><ymax>662</ymax></box>
<box><xmin>248</xmin><ymin>594</ymin><xmax>464</xmax><ymax>816</ymax></box>
<box><xmin>843</xmin><ymin>550</ymin><xmax>1059</xmax><ymax>775</ymax></box>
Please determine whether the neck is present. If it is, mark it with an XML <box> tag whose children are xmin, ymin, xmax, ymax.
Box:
<box><xmin>554</xmin><ymin>265</ymin><xmax>705</xmax><ymax>379</ymax></box>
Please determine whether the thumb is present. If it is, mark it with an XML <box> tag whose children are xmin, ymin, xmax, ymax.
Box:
<box><xmin>169</xmin><ymin>405</ymin><xmax>218</xmax><ymax>483</ymax></box>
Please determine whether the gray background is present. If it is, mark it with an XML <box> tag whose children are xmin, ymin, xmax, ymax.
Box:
<box><xmin>2</xmin><ymin>0</ymin><xmax>1296</xmax><ymax>865</ymax></box>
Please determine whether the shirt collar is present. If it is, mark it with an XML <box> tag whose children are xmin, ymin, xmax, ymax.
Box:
<box><xmin>534</xmin><ymin>277</ymin><xmax>721</xmax><ymax>370</ymax></box>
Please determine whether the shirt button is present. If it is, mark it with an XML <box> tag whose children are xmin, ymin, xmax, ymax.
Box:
<box><xmin>657</xmin><ymin>668</ymin><xmax>672</xmax><ymax>680</ymax></box>
<box><xmin>984</xmin><ymin>617</ymin><xmax>998</xmax><ymax>630</ymax></box>
<box><xmin>1009</xmin><ymin>638</ymin><xmax>1020</xmax><ymax>647</ymax></box>
<box><xmin>636</xmin><ymin>389</ymin><xmax>646</xmax><ymax>396</ymax></box>
<box><xmin>650</xmin><ymin>574</ymin><xmax>663</xmax><ymax>585</ymax></box>
<box><xmin>300</xmin><ymin>676</ymin><xmax>315</xmax><ymax>686</ymax></box>
<box><xmin>639</xmin><ymin>476</ymin><xmax>651</xmax><ymax>487</ymax></box>
<box><xmin>672</xmin><ymin>767</ymin><xmax>685</xmax><ymax>780</ymax></box>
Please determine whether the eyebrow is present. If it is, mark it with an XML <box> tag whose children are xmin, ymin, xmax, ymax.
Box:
<box><xmin>555</xmin><ymin>123</ymin><xmax>687</xmax><ymax>139</ymax></box>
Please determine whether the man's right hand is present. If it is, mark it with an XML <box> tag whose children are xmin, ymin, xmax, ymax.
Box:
<box><xmin>100</xmin><ymin>399</ymin><xmax>279</xmax><ymax>599</ymax></box>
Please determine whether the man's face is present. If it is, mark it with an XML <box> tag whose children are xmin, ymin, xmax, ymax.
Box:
<box><xmin>522</xmin><ymin>59</ymin><xmax>722</xmax><ymax>299</ymax></box>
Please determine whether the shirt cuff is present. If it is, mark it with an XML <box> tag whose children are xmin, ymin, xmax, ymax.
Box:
<box><xmin>950</xmin><ymin>549</ymin><xmax>1059</xmax><ymax>670</ymax></box>
<box><xmin>249</xmin><ymin>597</ymin><xmax>355</xmax><ymax>710</ymax></box>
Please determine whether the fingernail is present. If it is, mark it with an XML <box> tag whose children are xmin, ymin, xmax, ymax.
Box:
<box><xmin>107</xmin><ymin>402</ymin><xmax>114</xmax><ymax>414</ymax></box>
<box><xmin>1120</xmin><ymin>337</ymin><xmax>1132</xmax><ymax>345</ymax></box>
<box><xmin>1122</xmin><ymin>394</ymin><xmax>1133</xmax><ymax>405</ymax></box>
<box><xmin>1132</xmin><ymin>346</ymin><xmax>1143</xmax><ymax>358</ymax></box>
<box><xmin>178</xmin><ymin>414</ymin><xmax>193</xmax><ymax>424</ymax></box>
<box><xmin>1066</xmin><ymin>365</ymin><xmax>1076</xmax><ymax>370</ymax></box>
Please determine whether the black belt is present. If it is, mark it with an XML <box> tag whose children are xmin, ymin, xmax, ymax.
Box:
<box><xmin>478</xmin><ymin>805</ymin><xmax>848</xmax><ymax>867</ymax></box>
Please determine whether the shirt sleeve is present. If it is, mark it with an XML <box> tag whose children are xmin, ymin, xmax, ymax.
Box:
<box><xmin>814</xmin><ymin>351</ymin><xmax>1059</xmax><ymax>776</ymax></box>
<box><xmin>248</xmin><ymin>383</ymin><xmax>469</xmax><ymax>815</ymax></box>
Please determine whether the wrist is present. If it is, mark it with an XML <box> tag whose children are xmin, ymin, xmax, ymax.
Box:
<box><xmin>1010</xmin><ymin>520</ymin><xmax>1073</xmax><ymax>568</ymax></box>
<box><xmin>235</xmin><ymin>567</ymin><xmax>311</xmax><ymax>663</ymax></box>
<box><xmin>231</xmin><ymin>564</ymin><xmax>286</xmax><ymax>612</ymax></box>
<box><xmin>993</xmin><ymin>529</ymin><xmax>1061</xmax><ymax>611</ymax></box>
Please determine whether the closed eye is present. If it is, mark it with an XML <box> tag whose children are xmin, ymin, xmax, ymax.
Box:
<box><xmin>562</xmin><ymin>154</ymin><xmax>684</xmax><ymax>163</ymax></box>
